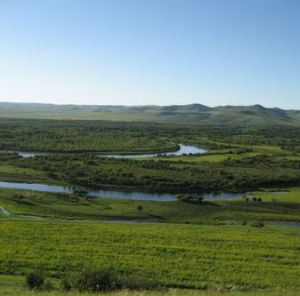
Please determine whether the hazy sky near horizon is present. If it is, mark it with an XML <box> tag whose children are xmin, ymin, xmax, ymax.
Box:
<box><xmin>0</xmin><ymin>0</ymin><xmax>299</xmax><ymax>108</ymax></box>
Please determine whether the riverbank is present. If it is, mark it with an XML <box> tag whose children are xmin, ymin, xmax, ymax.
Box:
<box><xmin>0</xmin><ymin>143</ymin><xmax>207</xmax><ymax>158</ymax></box>
<box><xmin>1</xmin><ymin>187</ymin><xmax>300</xmax><ymax>224</ymax></box>
<box><xmin>0</xmin><ymin>180</ymin><xmax>241</xmax><ymax>201</ymax></box>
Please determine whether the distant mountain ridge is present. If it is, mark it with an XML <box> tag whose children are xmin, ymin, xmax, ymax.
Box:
<box><xmin>0</xmin><ymin>102</ymin><xmax>299</xmax><ymax>126</ymax></box>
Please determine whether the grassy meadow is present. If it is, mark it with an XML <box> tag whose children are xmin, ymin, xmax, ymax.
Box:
<box><xmin>0</xmin><ymin>220</ymin><xmax>299</xmax><ymax>292</ymax></box>
<box><xmin>1</xmin><ymin>186</ymin><xmax>300</xmax><ymax>295</ymax></box>
<box><xmin>1</xmin><ymin>188</ymin><xmax>300</xmax><ymax>223</ymax></box>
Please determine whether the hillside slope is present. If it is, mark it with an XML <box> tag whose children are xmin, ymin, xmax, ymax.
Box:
<box><xmin>0</xmin><ymin>102</ymin><xmax>299</xmax><ymax>126</ymax></box>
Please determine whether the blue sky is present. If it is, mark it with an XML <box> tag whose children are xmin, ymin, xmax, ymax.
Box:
<box><xmin>0</xmin><ymin>0</ymin><xmax>299</xmax><ymax>108</ymax></box>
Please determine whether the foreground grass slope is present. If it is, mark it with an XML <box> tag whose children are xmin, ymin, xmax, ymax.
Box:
<box><xmin>0</xmin><ymin>221</ymin><xmax>299</xmax><ymax>291</ymax></box>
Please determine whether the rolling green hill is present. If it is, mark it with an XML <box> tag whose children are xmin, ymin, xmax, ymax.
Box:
<box><xmin>0</xmin><ymin>102</ymin><xmax>299</xmax><ymax>126</ymax></box>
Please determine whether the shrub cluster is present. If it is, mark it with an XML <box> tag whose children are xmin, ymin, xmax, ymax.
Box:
<box><xmin>177</xmin><ymin>193</ymin><xmax>204</xmax><ymax>204</ymax></box>
<box><xmin>26</xmin><ymin>271</ymin><xmax>44</xmax><ymax>289</ymax></box>
<box><xmin>25</xmin><ymin>270</ymin><xmax>53</xmax><ymax>290</ymax></box>
<box><xmin>62</xmin><ymin>268</ymin><xmax>119</xmax><ymax>291</ymax></box>
<box><xmin>63</xmin><ymin>268</ymin><xmax>161</xmax><ymax>292</ymax></box>
<box><xmin>26</xmin><ymin>268</ymin><xmax>161</xmax><ymax>292</ymax></box>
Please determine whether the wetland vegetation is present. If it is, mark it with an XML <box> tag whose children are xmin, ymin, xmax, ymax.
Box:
<box><xmin>0</xmin><ymin>117</ymin><xmax>299</xmax><ymax>295</ymax></box>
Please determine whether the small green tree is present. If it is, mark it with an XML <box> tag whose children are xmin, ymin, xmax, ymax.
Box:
<box><xmin>137</xmin><ymin>205</ymin><xmax>143</xmax><ymax>213</ymax></box>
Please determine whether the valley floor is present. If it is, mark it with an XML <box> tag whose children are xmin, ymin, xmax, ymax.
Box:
<box><xmin>0</xmin><ymin>119</ymin><xmax>300</xmax><ymax>295</ymax></box>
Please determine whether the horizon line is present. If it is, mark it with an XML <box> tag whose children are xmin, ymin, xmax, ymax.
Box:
<box><xmin>0</xmin><ymin>100</ymin><xmax>298</xmax><ymax>111</ymax></box>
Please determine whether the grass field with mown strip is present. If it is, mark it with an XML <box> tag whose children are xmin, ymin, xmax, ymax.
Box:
<box><xmin>0</xmin><ymin>220</ymin><xmax>299</xmax><ymax>291</ymax></box>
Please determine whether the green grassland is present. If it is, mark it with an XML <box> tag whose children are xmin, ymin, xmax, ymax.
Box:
<box><xmin>0</xmin><ymin>185</ymin><xmax>299</xmax><ymax>294</ymax></box>
<box><xmin>0</xmin><ymin>165</ymin><xmax>53</xmax><ymax>184</ymax></box>
<box><xmin>0</xmin><ymin>221</ymin><xmax>299</xmax><ymax>291</ymax></box>
<box><xmin>0</xmin><ymin>188</ymin><xmax>300</xmax><ymax>223</ymax></box>
<box><xmin>0</xmin><ymin>117</ymin><xmax>300</xmax><ymax>295</ymax></box>
<box><xmin>253</xmin><ymin>187</ymin><xmax>300</xmax><ymax>203</ymax></box>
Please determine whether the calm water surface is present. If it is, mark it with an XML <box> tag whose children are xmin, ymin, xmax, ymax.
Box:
<box><xmin>0</xmin><ymin>144</ymin><xmax>234</xmax><ymax>201</ymax></box>
<box><xmin>97</xmin><ymin>144</ymin><xmax>207</xmax><ymax>158</ymax></box>
<box><xmin>0</xmin><ymin>181</ymin><xmax>241</xmax><ymax>201</ymax></box>
<box><xmin>0</xmin><ymin>144</ymin><xmax>207</xmax><ymax>158</ymax></box>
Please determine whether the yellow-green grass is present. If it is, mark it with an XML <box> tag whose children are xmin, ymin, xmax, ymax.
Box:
<box><xmin>251</xmin><ymin>187</ymin><xmax>300</xmax><ymax>203</ymax></box>
<box><xmin>0</xmin><ymin>165</ymin><xmax>45</xmax><ymax>178</ymax></box>
<box><xmin>0</xmin><ymin>165</ymin><xmax>62</xmax><ymax>185</ymax></box>
<box><xmin>249</xmin><ymin>145</ymin><xmax>286</xmax><ymax>154</ymax></box>
<box><xmin>0</xmin><ymin>111</ymin><xmax>159</xmax><ymax>121</ymax></box>
<box><xmin>0</xmin><ymin>220</ymin><xmax>299</xmax><ymax>291</ymax></box>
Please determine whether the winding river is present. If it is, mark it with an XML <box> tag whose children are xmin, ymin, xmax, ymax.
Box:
<box><xmin>99</xmin><ymin>144</ymin><xmax>207</xmax><ymax>159</ymax></box>
<box><xmin>2</xmin><ymin>144</ymin><xmax>207</xmax><ymax>158</ymax></box>
<box><xmin>0</xmin><ymin>144</ymin><xmax>241</xmax><ymax>201</ymax></box>
<box><xmin>0</xmin><ymin>181</ymin><xmax>241</xmax><ymax>201</ymax></box>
